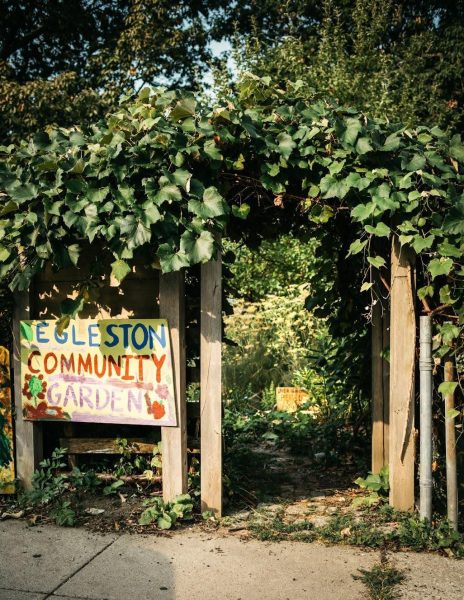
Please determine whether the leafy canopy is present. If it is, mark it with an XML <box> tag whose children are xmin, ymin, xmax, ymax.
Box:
<box><xmin>1</xmin><ymin>74</ymin><xmax>464</xmax><ymax>343</ymax></box>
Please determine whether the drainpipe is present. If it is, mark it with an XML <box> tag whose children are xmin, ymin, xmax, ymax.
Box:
<box><xmin>419</xmin><ymin>315</ymin><xmax>433</xmax><ymax>521</ymax></box>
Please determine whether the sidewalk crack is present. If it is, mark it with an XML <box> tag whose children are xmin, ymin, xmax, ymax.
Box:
<box><xmin>43</xmin><ymin>537</ymin><xmax>117</xmax><ymax>599</ymax></box>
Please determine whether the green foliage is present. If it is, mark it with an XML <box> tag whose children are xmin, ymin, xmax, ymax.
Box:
<box><xmin>102</xmin><ymin>479</ymin><xmax>125</xmax><ymax>496</ymax></box>
<box><xmin>138</xmin><ymin>493</ymin><xmax>193</xmax><ymax>529</ymax></box>
<box><xmin>234</xmin><ymin>0</ymin><xmax>464</xmax><ymax>132</ymax></box>
<box><xmin>49</xmin><ymin>500</ymin><xmax>76</xmax><ymax>527</ymax></box>
<box><xmin>67</xmin><ymin>466</ymin><xmax>100</xmax><ymax>493</ymax></box>
<box><xmin>354</xmin><ymin>467</ymin><xmax>390</xmax><ymax>506</ymax></box>
<box><xmin>224</xmin><ymin>389</ymin><xmax>366</xmax><ymax>466</ymax></box>
<box><xmin>224</xmin><ymin>284</ymin><xmax>316</xmax><ymax>393</ymax></box>
<box><xmin>24</xmin><ymin>447</ymin><xmax>69</xmax><ymax>506</ymax></box>
<box><xmin>354</xmin><ymin>554</ymin><xmax>405</xmax><ymax>600</ymax></box>
<box><xmin>1</xmin><ymin>74</ymin><xmax>464</xmax><ymax>360</ymax></box>
<box><xmin>224</xmin><ymin>235</ymin><xmax>317</xmax><ymax>301</ymax></box>
<box><xmin>248</xmin><ymin>504</ymin><xmax>464</xmax><ymax>556</ymax></box>
<box><xmin>22</xmin><ymin>447</ymin><xmax>100</xmax><ymax>527</ymax></box>
<box><xmin>112</xmin><ymin>438</ymin><xmax>162</xmax><ymax>478</ymax></box>
<box><xmin>0</xmin><ymin>1</ymin><xmax>218</xmax><ymax>144</ymax></box>
<box><xmin>355</xmin><ymin>467</ymin><xmax>390</xmax><ymax>495</ymax></box>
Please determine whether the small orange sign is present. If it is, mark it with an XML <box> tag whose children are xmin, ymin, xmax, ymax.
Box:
<box><xmin>275</xmin><ymin>387</ymin><xmax>309</xmax><ymax>413</ymax></box>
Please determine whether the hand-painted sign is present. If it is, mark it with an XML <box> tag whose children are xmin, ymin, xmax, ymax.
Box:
<box><xmin>276</xmin><ymin>387</ymin><xmax>309</xmax><ymax>413</ymax></box>
<box><xmin>0</xmin><ymin>346</ymin><xmax>15</xmax><ymax>494</ymax></box>
<box><xmin>20</xmin><ymin>319</ymin><xmax>177</xmax><ymax>427</ymax></box>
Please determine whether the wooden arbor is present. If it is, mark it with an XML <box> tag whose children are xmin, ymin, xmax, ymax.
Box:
<box><xmin>12</xmin><ymin>253</ymin><xmax>223</xmax><ymax>516</ymax></box>
<box><xmin>12</xmin><ymin>235</ymin><xmax>419</xmax><ymax>515</ymax></box>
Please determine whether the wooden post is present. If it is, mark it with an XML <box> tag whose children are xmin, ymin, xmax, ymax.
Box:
<box><xmin>12</xmin><ymin>291</ymin><xmax>43</xmax><ymax>490</ymax></box>
<box><xmin>201</xmin><ymin>252</ymin><xmax>222</xmax><ymax>516</ymax></box>
<box><xmin>444</xmin><ymin>357</ymin><xmax>458</xmax><ymax>530</ymax></box>
<box><xmin>382</xmin><ymin>310</ymin><xmax>390</xmax><ymax>464</ymax></box>
<box><xmin>371</xmin><ymin>299</ymin><xmax>390</xmax><ymax>474</ymax></box>
<box><xmin>389</xmin><ymin>237</ymin><xmax>416</xmax><ymax>511</ymax></box>
<box><xmin>160</xmin><ymin>271</ymin><xmax>187</xmax><ymax>501</ymax></box>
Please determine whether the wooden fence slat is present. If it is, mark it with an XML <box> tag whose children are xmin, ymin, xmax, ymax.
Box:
<box><xmin>389</xmin><ymin>237</ymin><xmax>416</xmax><ymax>511</ymax></box>
<box><xmin>200</xmin><ymin>253</ymin><xmax>222</xmax><ymax>516</ymax></box>
<box><xmin>444</xmin><ymin>357</ymin><xmax>458</xmax><ymax>529</ymax></box>
<box><xmin>160</xmin><ymin>271</ymin><xmax>187</xmax><ymax>501</ymax></box>
<box><xmin>372</xmin><ymin>301</ymin><xmax>386</xmax><ymax>473</ymax></box>
<box><xmin>372</xmin><ymin>293</ymin><xmax>390</xmax><ymax>474</ymax></box>
<box><xmin>382</xmin><ymin>310</ymin><xmax>390</xmax><ymax>465</ymax></box>
<box><xmin>13</xmin><ymin>291</ymin><xmax>43</xmax><ymax>490</ymax></box>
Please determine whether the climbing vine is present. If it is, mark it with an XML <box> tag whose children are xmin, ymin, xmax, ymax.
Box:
<box><xmin>0</xmin><ymin>74</ymin><xmax>463</xmax><ymax>347</ymax></box>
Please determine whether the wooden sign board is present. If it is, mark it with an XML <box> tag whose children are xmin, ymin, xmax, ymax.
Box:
<box><xmin>20</xmin><ymin>319</ymin><xmax>177</xmax><ymax>427</ymax></box>
<box><xmin>276</xmin><ymin>387</ymin><xmax>309</xmax><ymax>413</ymax></box>
<box><xmin>0</xmin><ymin>346</ymin><xmax>15</xmax><ymax>494</ymax></box>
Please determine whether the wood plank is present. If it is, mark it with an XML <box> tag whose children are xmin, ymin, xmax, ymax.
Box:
<box><xmin>39</xmin><ymin>253</ymin><xmax>156</xmax><ymax>282</ymax></box>
<box><xmin>13</xmin><ymin>291</ymin><xmax>43</xmax><ymax>490</ymax></box>
<box><xmin>444</xmin><ymin>357</ymin><xmax>458</xmax><ymax>529</ymax></box>
<box><xmin>200</xmin><ymin>253</ymin><xmax>222</xmax><ymax>516</ymax></box>
<box><xmin>34</xmin><ymin>278</ymin><xmax>158</xmax><ymax>320</ymax></box>
<box><xmin>59</xmin><ymin>437</ymin><xmax>157</xmax><ymax>454</ymax></box>
<box><xmin>389</xmin><ymin>237</ymin><xmax>416</xmax><ymax>511</ymax></box>
<box><xmin>371</xmin><ymin>298</ymin><xmax>390</xmax><ymax>474</ymax></box>
<box><xmin>372</xmin><ymin>299</ymin><xmax>385</xmax><ymax>473</ymax></box>
<box><xmin>382</xmin><ymin>309</ymin><xmax>390</xmax><ymax>464</ymax></box>
<box><xmin>160</xmin><ymin>271</ymin><xmax>187</xmax><ymax>501</ymax></box>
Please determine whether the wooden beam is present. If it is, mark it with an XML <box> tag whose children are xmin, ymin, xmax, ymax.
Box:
<box><xmin>12</xmin><ymin>291</ymin><xmax>43</xmax><ymax>490</ymax></box>
<box><xmin>59</xmin><ymin>438</ymin><xmax>157</xmax><ymax>455</ymax></box>
<box><xmin>444</xmin><ymin>357</ymin><xmax>458</xmax><ymax>530</ymax></box>
<box><xmin>371</xmin><ymin>299</ymin><xmax>390</xmax><ymax>473</ymax></box>
<box><xmin>159</xmin><ymin>271</ymin><xmax>187</xmax><ymax>501</ymax></box>
<box><xmin>201</xmin><ymin>253</ymin><xmax>222</xmax><ymax>516</ymax></box>
<box><xmin>389</xmin><ymin>237</ymin><xmax>416</xmax><ymax>511</ymax></box>
<box><xmin>382</xmin><ymin>310</ymin><xmax>390</xmax><ymax>465</ymax></box>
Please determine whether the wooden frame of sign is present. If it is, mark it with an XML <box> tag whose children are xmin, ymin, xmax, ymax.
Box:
<box><xmin>13</xmin><ymin>254</ymin><xmax>223</xmax><ymax>515</ymax></box>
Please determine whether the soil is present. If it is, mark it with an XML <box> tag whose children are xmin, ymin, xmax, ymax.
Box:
<box><xmin>0</xmin><ymin>442</ymin><xmax>366</xmax><ymax>536</ymax></box>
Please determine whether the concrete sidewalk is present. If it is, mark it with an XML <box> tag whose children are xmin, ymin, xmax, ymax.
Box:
<box><xmin>0</xmin><ymin>521</ymin><xmax>462</xmax><ymax>600</ymax></box>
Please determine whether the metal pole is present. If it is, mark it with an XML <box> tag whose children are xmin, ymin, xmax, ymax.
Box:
<box><xmin>444</xmin><ymin>353</ymin><xmax>458</xmax><ymax>531</ymax></box>
<box><xmin>419</xmin><ymin>315</ymin><xmax>433</xmax><ymax>521</ymax></box>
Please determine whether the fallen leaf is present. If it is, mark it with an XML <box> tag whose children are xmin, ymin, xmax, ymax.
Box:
<box><xmin>84</xmin><ymin>507</ymin><xmax>105</xmax><ymax>516</ymax></box>
<box><xmin>0</xmin><ymin>510</ymin><xmax>24</xmax><ymax>520</ymax></box>
<box><xmin>27</xmin><ymin>514</ymin><xmax>39</xmax><ymax>526</ymax></box>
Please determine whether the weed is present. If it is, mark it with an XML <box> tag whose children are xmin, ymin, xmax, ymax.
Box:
<box><xmin>138</xmin><ymin>493</ymin><xmax>193</xmax><ymax>529</ymax></box>
<box><xmin>20</xmin><ymin>447</ymin><xmax>100</xmax><ymax>527</ymax></box>
<box><xmin>102</xmin><ymin>479</ymin><xmax>125</xmax><ymax>496</ymax></box>
<box><xmin>246</xmin><ymin>504</ymin><xmax>464</xmax><ymax>556</ymax></box>
<box><xmin>50</xmin><ymin>501</ymin><xmax>76</xmax><ymax>527</ymax></box>
<box><xmin>397</xmin><ymin>516</ymin><xmax>463</xmax><ymax>554</ymax></box>
<box><xmin>354</xmin><ymin>550</ymin><xmax>405</xmax><ymax>600</ymax></box>
<box><xmin>113</xmin><ymin>438</ymin><xmax>162</xmax><ymax>478</ymax></box>
<box><xmin>353</xmin><ymin>466</ymin><xmax>390</xmax><ymax>506</ymax></box>
<box><xmin>22</xmin><ymin>447</ymin><xmax>69</xmax><ymax>507</ymax></box>
<box><xmin>68</xmin><ymin>467</ymin><xmax>100</xmax><ymax>494</ymax></box>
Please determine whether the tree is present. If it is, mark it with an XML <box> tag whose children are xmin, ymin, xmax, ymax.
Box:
<box><xmin>229</xmin><ymin>0</ymin><xmax>464</xmax><ymax>130</ymax></box>
<box><xmin>3</xmin><ymin>0</ymin><xmax>464</xmax><ymax>144</ymax></box>
<box><xmin>0</xmin><ymin>0</ymin><xmax>219</xmax><ymax>142</ymax></box>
